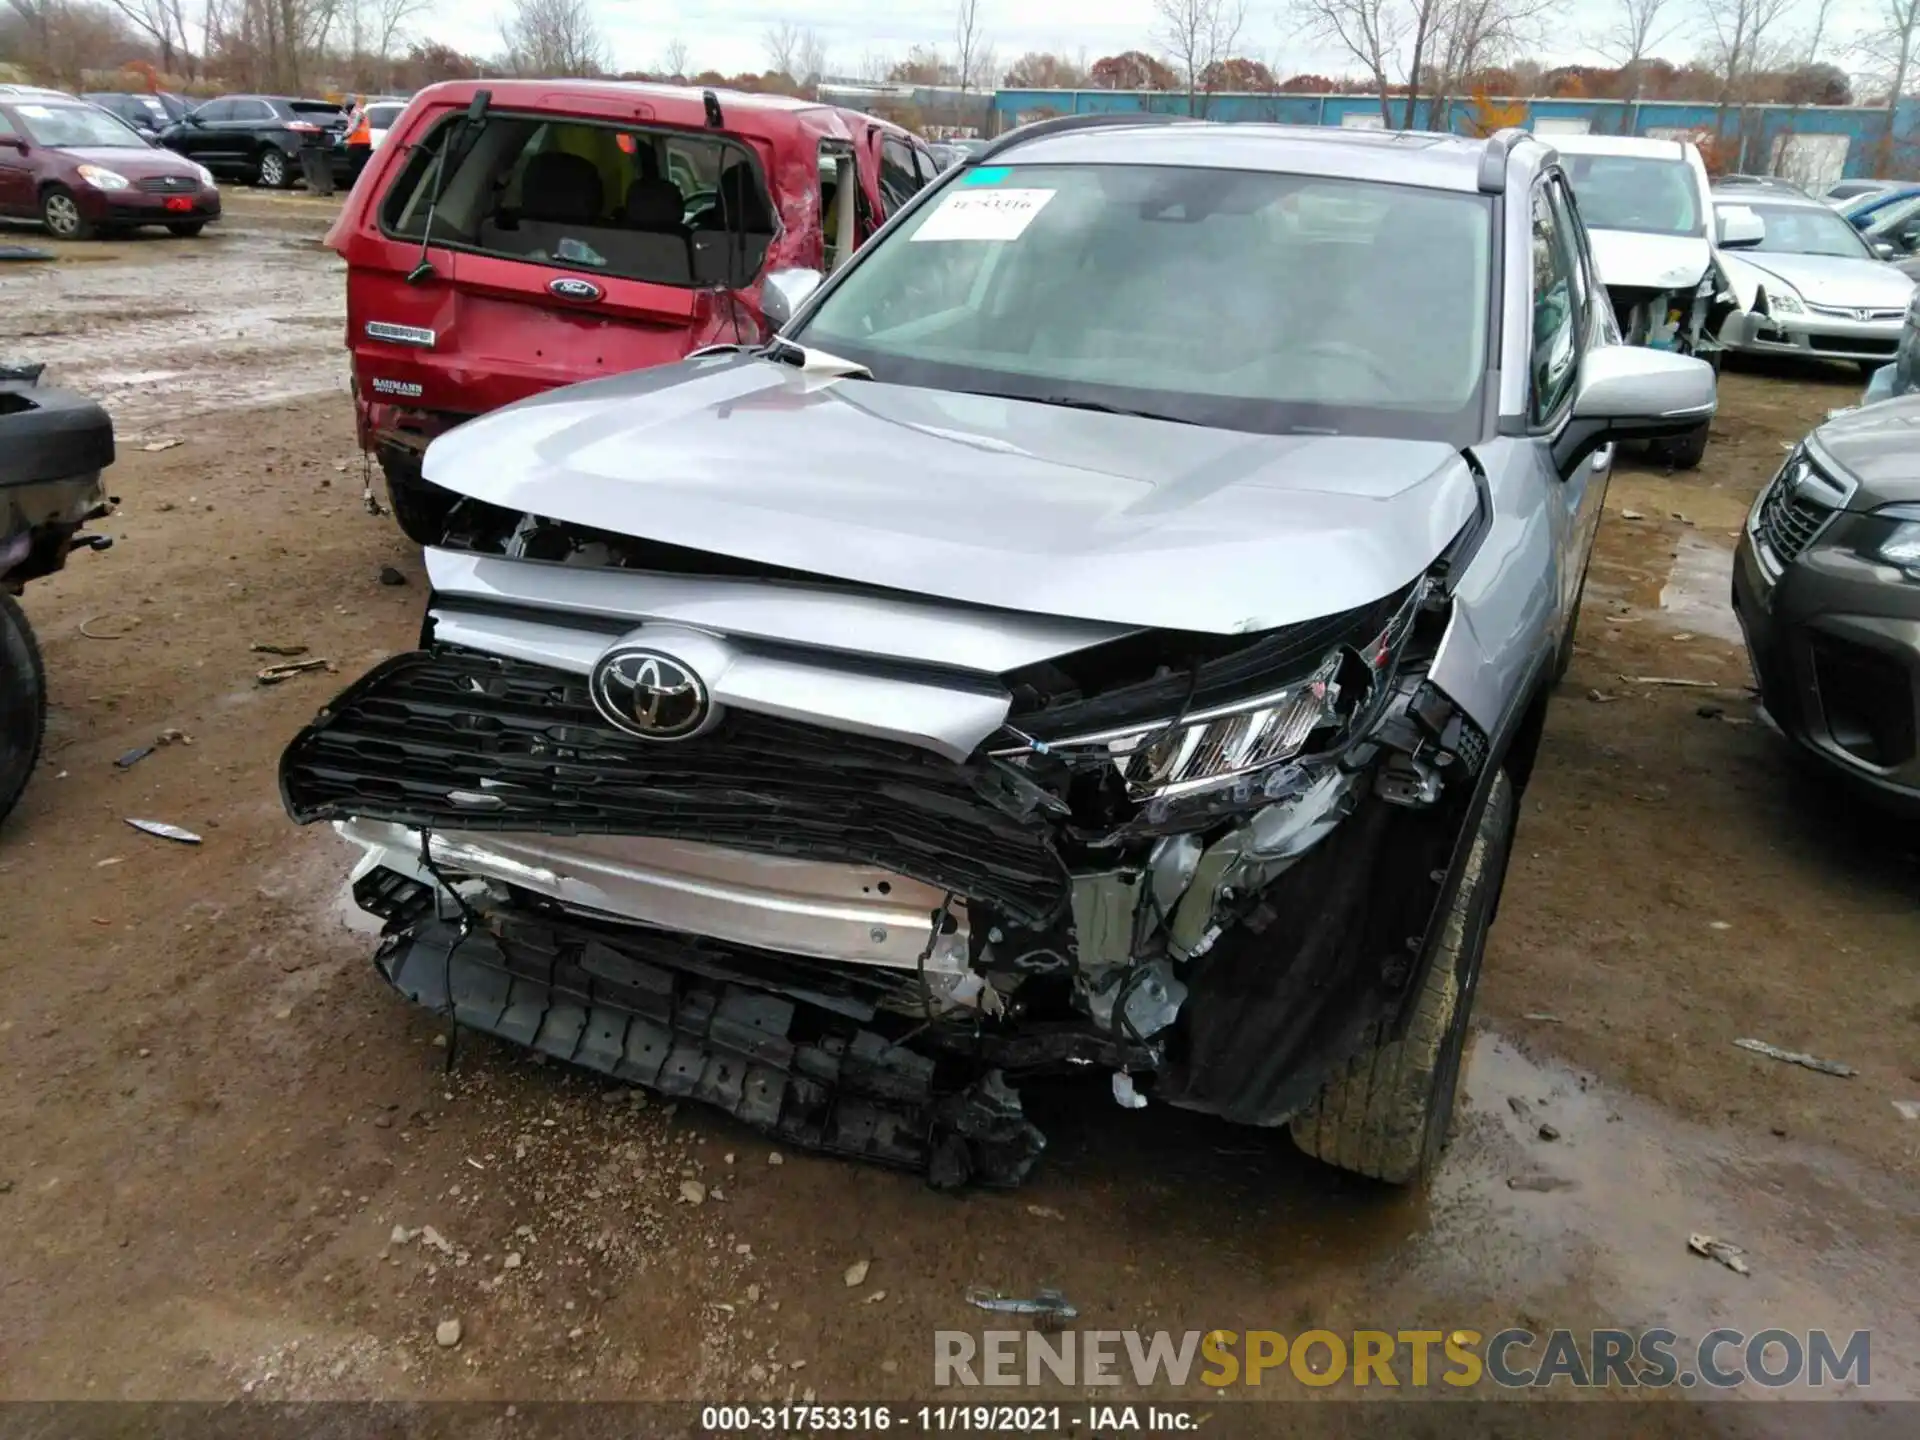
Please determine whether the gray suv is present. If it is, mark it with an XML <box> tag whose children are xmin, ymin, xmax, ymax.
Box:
<box><xmin>281</xmin><ymin>120</ymin><xmax>1714</xmax><ymax>1188</ymax></box>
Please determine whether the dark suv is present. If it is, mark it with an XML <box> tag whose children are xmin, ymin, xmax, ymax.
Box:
<box><xmin>159</xmin><ymin>95</ymin><xmax>348</xmax><ymax>188</ymax></box>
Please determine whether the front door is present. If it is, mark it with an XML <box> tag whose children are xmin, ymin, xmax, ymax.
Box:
<box><xmin>0</xmin><ymin>111</ymin><xmax>31</xmax><ymax>216</ymax></box>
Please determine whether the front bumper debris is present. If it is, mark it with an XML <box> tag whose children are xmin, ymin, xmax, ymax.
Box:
<box><xmin>1722</xmin><ymin>308</ymin><xmax>1903</xmax><ymax>365</ymax></box>
<box><xmin>287</xmin><ymin>554</ymin><xmax>1488</xmax><ymax>1185</ymax></box>
<box><xmin>380</xmin><ymin>904</ymin><xmax>1045</xmax><ymax>1187</ymax></box>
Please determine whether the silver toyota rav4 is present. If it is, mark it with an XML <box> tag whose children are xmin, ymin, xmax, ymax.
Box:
<box><xmin>282</xmin><ymin>120</ymin><xmax>1714</xmax><ymax>1188</ymax></box>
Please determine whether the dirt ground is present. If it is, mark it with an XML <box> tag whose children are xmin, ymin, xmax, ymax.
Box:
<box><xmin>2</xmin><ymin>194</ymin><xmax>1917</xmax><ymax>1425</ymax></box>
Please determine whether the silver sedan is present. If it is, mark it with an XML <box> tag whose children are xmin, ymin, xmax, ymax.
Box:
<box><xmin>1714</xmin><ymin>191</ymin><xmax>1916</xmax><ymax>370</ymax></box>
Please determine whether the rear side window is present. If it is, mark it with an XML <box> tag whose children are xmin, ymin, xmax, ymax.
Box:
<box><xmin>378</xmin><ymin>113</ymin><xmax>775</xmax><ymax>289</ymax></box>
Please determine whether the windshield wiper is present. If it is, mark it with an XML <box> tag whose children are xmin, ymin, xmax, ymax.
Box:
<box><xmin>974</xmin><ymin>392</ymin><xmax>1197</xmax><ymax>426</ymax></box>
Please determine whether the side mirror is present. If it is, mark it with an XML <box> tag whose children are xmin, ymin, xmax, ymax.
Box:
<box><xmin>1555</xmin><ymin>346</ymin><xmax>1717</xmax><ymax>471</ymax></box>
<box><xmin>1716</xmin><ymin>206</ymin><xmax>1765</xmax><ymax>249</ymax></box>
<box><xmin>1876</xmin><ymin>240</ymin><xmax>1899</xmax><ymax>260</ymax></box>
<box><xmin>760</xmin><ymin>267</ymin><xmax>824</xmax><ymax>332</ymax></box>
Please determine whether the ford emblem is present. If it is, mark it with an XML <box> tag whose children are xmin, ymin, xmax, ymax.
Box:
<box><xmin>549</xmin><ymin>277</ymin><xmax>604</xmax><ymax>302</ymax></box>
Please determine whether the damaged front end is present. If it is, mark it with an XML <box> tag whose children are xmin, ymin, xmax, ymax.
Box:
<box><xmin>280</xmin><ymin>510</ymin><xmax>1492</xmax><ymax>1187</ymax></box>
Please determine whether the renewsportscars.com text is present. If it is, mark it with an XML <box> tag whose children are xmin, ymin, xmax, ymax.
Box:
<box><xmin>934</xmin><ymin>1327</ymin><xmax>1872</xmax><ymax>1391</ymax></box>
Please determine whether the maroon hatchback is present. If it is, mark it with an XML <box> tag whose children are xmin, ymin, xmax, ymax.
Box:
<box><xmin>0</xmin><ymin>96</ymin><xmax>220</xmax><ymax>239</ymax></box>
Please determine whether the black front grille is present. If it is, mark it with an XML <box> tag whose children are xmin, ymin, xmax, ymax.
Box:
<box><xmin>1752</xmin><ymin>458</ymin><xmax>1839</xmax><ymax>568</ymax></box>
<box><xmin>135</xmin><ymin>175</ymin><xmax>196</xmax><ymax>193</ymax></box>
<box><xmin>281</xmin><ymin>647</ymin><xmax>1067</xmax><ymax>923</ymax></box>
<box><xmin>1810</xmin><ymin>335</ymin><xmax>1898</xmax><ymax>356</ymax></box>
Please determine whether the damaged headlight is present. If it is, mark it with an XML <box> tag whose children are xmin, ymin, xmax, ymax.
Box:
<box><xmin>1026</xmin><ymin>593</ymin><xmax>1421</xmax><ymax>804</ymax></box>
<box><xmin>1050</xmin><ymin>650</ymin><xmax>1348</xmax><ymax>802</ymax></box>
<box><xmin>1764</xmin><ymin>286</ymin><xmax>1805</xmax><ymax>316</ymax></box>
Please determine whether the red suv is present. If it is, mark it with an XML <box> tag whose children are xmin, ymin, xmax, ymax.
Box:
<box><xmin>0</xmin><ymin>95</ymin><xmax>219</xmax><ymax>239</ymax></box>
<box><xmin>327</xmin><ymin>80</ymin><xmax>943</xmax><ymax>541</ymax></box>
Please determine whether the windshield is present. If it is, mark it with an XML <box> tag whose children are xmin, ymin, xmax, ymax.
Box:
<box><xmin>1562</xmin><ymin>154</ymin><xmax>1703</xmax><ymax>237</ymax></box>
<box><xmin>13</xmin><ymin>102</ymin><xmax>146</xmax><ymax>148</ymax></box>
<box><xmin>1734</xmin><ymin>201</ymin><xmax>1873</xmax><ymax>257</ymax></box>
<box><xmin>793</xmin><ymin>164</ymin><xmax>1495</xmax><ymax>442</ymax></box>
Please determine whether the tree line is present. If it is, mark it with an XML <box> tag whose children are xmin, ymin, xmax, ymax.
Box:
<box><xmin>5</xmin><ymin>0</ymin><xmax>1920</xmax><ymax>119</ymax></box>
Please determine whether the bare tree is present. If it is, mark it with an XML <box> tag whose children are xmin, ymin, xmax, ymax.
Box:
<box><xmin>1857</xmin><ymin>0</ymin><xmax>1920</xmax><ymax>111</ymax></box>
<box><xmin>763</xmin><ymin>18</ymin><xmax>800</xmax><ymax>77</ymax></box>
<box><xmin>1302</xmin><ymin>0</ymin><xmax>1407</xmax><ymax>124</ymax></box>
<box><xmin>954</xmin><ymin>0</ymin><xmax>988</xmax><ymax>92</ymax></box>
<box><xmin>1593</xmin><ymin>0</ymin><xmax>1673</xmax><ymax>100</ymax></box>
<box><xmin>500</xmin><ymin>0</ymin><xmax>606</xmax><ymax>75</ymax></box>
<box><xmin>1429</xmin><ymin>0</ymin><xmax>1557</xmax><ymax>127</ymax></box>
<box><xmin>657</xmin><ymin>36</ymin><xmax>688</xmax><ymax>78</ymax></box>
<box><xmin>1699</xmin><ymin>0</ymin><xmax>1795</xmax><ymax>103</ymax></box>
<box><xmin>1152</xmin><ymin>0</ymin><xmax>1248</xmax><ymax>115</ymax></box>
<box><xmin>101</xmin><ymin>0</ymin><xmax>191</xmax><ymax>71</ymax></box>
<box><xmin>369</xmin><ymin>0</ymin><xmax>429</xmax><ymax>60</ymax></box>
<box><xmin>1800</xmin><ymin>0</ymin><xmax>1836</xmax><ymax>63</ymax></box>
<box><xmin>796</xmin><ymin>28</ymin><xmax>827</xmax><ymax>84</ymax></box>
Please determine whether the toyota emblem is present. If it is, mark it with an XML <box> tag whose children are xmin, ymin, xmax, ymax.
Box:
<box><xmin>590</xmin><ymin>647</ymin><xmax>710</xmax><ymax>740</ymax></box>
<box><xmin>549</xmin><ymin>276</ymin><xmax>604</xmax><ymax>302</ymax></box>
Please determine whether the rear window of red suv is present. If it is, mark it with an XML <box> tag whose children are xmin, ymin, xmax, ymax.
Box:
<box><xmin>377</xmin><ymin>112</ymin><xmax>775</xmax><ymax>289</ymax></box>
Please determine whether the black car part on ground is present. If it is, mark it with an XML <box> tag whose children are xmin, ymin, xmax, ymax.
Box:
<box><xmin>282</xmin><ymin>532</ymin><xmax>1505</xmax><ymax>1184</ymax></box>
<box><xmin>1</xmin><ymin>365</ymin><xmax>115</xmax><ymax>825</ymax></box>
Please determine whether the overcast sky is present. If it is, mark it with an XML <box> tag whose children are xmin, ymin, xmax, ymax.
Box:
<box><xmin>443</xmin><ymin>0</ymin><xmax>1873</xmax><ymax>85</ymax></box>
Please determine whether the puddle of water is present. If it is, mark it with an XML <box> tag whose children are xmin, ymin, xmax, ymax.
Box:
<box><xmin>0</xmin><ymin>233</ymin><xmax>347</xmax><ymax>430</ymax></box>
<box><xmin>1659</xmin><ymin>534</ymin><xmax>1742</xmax><ymax>644</ymax></box>
<box><xmin>1441</xmin><ymin>1033</ymin><xmax>1916</xmax><ymax>1398</ymax></box>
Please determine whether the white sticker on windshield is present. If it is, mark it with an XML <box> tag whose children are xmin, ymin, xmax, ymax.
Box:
<box><xmin>911</xmin><ymin>188</ymin><xmax>1055</xmax><ymax>243</ymax></box>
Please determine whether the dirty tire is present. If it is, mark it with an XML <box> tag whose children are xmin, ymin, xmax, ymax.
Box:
<box><xmin>166</xmin><ymin>221</ymin><xmax>206</xmax><ymax>237</ymax></box>
<box><xmin>256</xmin><ymin>148</ymin><xmax>291</xmax><ymax>188</ymax></box>
<box><xmin>381</xmin><ymin>451</ymin><xmax>458</xmax><ymax>547</ymax></box>
<box><xmin>0</xmin><ymin>591</ymin><xmax>47</xmax><ymax>828</ymax></box>
<box><xmin>39</xmin><ymin>185</ymin><xmax>92</xmax><ymax>240</ymax></box>
<box><xmin>1655</xmin><ymin>420</ymin><xmax>1710</xmax><ymax>470</ymax></box>
<box><xmin>1289</xmin><ymin>770</ymin><xmax>1515</xmax><ymax>1185</ymax></box>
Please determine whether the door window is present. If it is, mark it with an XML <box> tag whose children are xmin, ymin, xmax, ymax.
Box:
<box><xmin>0</xmin><ymin>113</ymin><xmax>16</xmax><ymax>138</ymax></box>
<box><xmin>879</xmin><ymin>137</ymin><xmax>922</xmax><ymax>212</ymax></box>
<box><xmin>1528</xmin><ymin>182</ymin><xmax>1581</xmax><ymax>426</ymax></box>
<box><xmin>194</xmin><ymin>100</ymin><xmax>232</xmax><ymax>122</ymax></box>
<box><xmin>234</xmin><ymin>100</ymin><xmax>274</xmax><ymax>122</ymax></box>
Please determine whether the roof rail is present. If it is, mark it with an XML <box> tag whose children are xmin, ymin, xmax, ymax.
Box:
<box><xmin>976</xmin><ymin>110</ymin><xmax>1192</xmax><ymax>164</ymax></box>
<box><xmin>1477</xmin><ymin>126</ymin><xmax>1531</xmax><ymax>194</ymax></box>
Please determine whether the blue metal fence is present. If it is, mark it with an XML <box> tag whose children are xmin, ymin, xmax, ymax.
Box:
<box><xmin>984</xmin><ymin>89</ymin><xmax>1920</xmax><ymax>179</ymax></box>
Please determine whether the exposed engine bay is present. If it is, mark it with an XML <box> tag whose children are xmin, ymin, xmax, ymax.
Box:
<box><xmin>281</xmin><ymin>498</ymin><xmax>1495</xmax><ymax>1187</ymax></box>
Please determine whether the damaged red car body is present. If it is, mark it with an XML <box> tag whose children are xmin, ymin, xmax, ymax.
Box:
<box><xmin>326</xmin><ymin>79</ymin><xmax>937</xmax><ymax>542</ymax></box>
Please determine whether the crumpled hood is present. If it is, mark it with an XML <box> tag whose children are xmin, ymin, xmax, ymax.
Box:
<box><xmin>1721</xmin><ymin>250</ymin><xmax>1916</xmax><ymax>309</ymax></box>
<box><xmin>422</xmin><ymin>356</ymin><xmax>1480</xmax><ymax>635</ymax></box>
<box><xmin>1586</xmin><ymin>229</ymin><xmax>1712</xmax><ymax>292</ymax></box>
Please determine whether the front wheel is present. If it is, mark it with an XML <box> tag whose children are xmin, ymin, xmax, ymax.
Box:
<box><xmin>1289</xmin><ymin>769</ymin><xmax>1516</xmax><ymax>1185</ymax></box>
<box><xmin>0</xmin><ymin>591</ymin><xmax>48</xmax><ymax>827</ymax></box>
<box><xmin>39</xmin><ymin>185</ymin><xmax>93</xmax><ymax>240</ymax></box>
<box><xmin>380</xmin><ymin>450</ymin><xmax>458</xmax><ymax>547</ymax></box>
<box><xmin>1653</xmin><ymin>420</ymin><xmax>1710</xmax><ymax>470</ymax></box>
<box><xmin>255</xmin><ymin>148</ymin><xmax>291</xmax><ymax>188</ymax></box>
